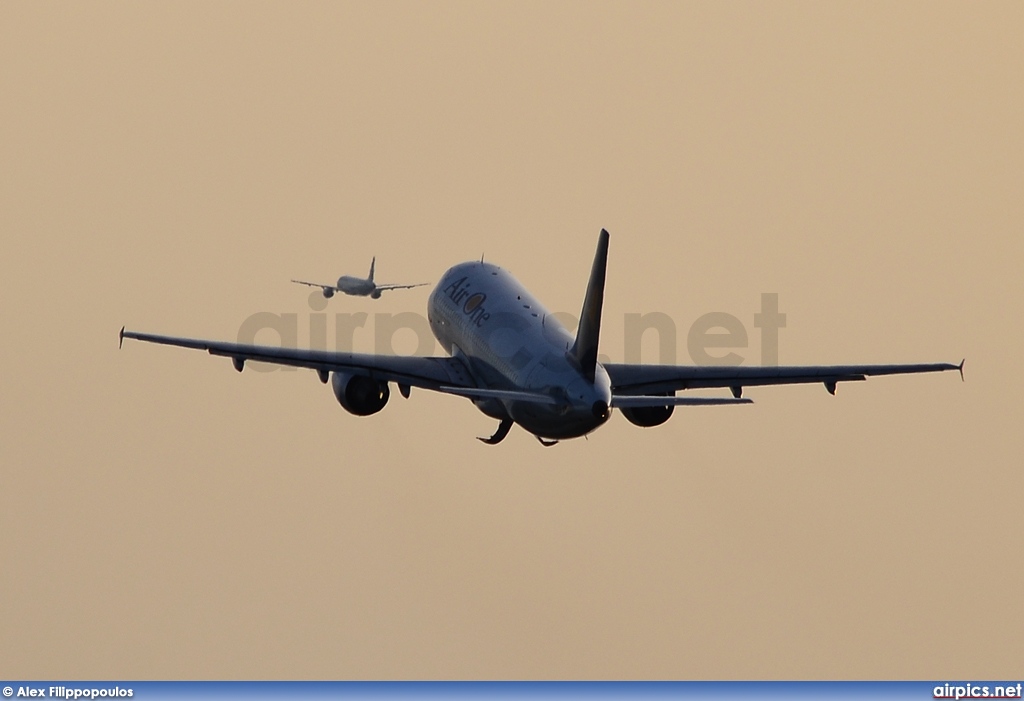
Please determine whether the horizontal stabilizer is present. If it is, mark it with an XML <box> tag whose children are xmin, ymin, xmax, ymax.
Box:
<box><xmin>612</xmin><ymin>395</ymin><xmax>753</xmax><ymax>408</ymax></box>
<box><xmin>439</xmin><ymin>386</ymin><xmax>560</xmax><ymax>405</ymax></box>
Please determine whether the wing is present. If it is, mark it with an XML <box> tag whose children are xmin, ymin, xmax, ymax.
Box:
<box><xmin>604</xmin><ymin>360</ymin><xmax>964</xmax><ymax>397</ymax></box>
<box><xmin>374</xmin><ymin>282</ymin><xmax>431</xmax><ymax>292</ymax></box>
<box><xmin>291</xmin><ymin>279</ymin><xmax>335</xmax><ymax>291</ymax></box>
<box><xmin>119</xmin><ymin>327</ymin><xmax>477</xmax><ymax>393</ymax></box>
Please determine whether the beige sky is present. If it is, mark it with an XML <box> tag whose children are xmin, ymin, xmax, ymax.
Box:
<box><xmin>1</xmin><ymin>1</ymin><xmax>1021</xmax><ymax>679</ymax></box>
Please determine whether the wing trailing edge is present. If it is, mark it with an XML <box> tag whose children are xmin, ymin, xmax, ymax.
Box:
<box><xmin>611</xmin><ymin>395</ymin><xmax>753</xmax><ymax>407</ymax></box>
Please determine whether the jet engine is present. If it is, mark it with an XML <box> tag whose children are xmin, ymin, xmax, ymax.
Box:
<box><xmin>370</xmin><ymin>290</ymin><xmax>382</xmax><ymax>299</ymax></box>
<box><xmin>322</xmin><ymin>288</ymin><xmax>335</xmax><ymax>299</ymax></box>
<box><xmin>620</xmin><ymin>401</ymin><xmax>674</xmax><ymax>428</ymax></box>
<box><xmin>331</xmin><ymin>371</ymin><xmax>390</xmax><ymax>416</ymax></box>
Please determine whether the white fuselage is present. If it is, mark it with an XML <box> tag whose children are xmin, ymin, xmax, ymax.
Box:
<box><xmin>427</xmin><ymin>261</ymin><xmax>612</xmax><ymax>439</ymax></box>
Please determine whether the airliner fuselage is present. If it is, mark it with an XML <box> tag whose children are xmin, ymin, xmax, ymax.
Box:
<box><xmin>336</xmin><ymin>275</ymin><xmax>376</xmax><ymax>297</ymax></box>
<box><xmin>428</xmin><ymin>262</ymin><xmax>612</xmax><ymax>439</ymax></box>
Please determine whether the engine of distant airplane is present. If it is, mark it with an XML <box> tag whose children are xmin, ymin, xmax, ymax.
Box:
<box><xmin>322</xmin><ymin>288</ymin><xmax>335</xmax><ymax>298</ymax></box>
<box><xmin>371</xmin><ymin>290</ymin><xmax>382</xmax><ymax>299</ymax></box>
<box><xmin>620</xmin><ymin>403</ymin><xmax>674</xmax><ymax>428</ymax></box>
<box><xmin>331</xmin><ymin>371</ymin><xmax>390</xmax><ymax>416</ymax></box>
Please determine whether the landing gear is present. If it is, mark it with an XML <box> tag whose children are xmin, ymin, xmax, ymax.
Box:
<box><xmin>477</xmin><ymin>418</ymin><xmax>514</xmax><ymax>445</ymax></box>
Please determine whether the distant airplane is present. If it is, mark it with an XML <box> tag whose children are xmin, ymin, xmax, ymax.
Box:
<box><xmin>292</xmin><ymin>257</ymin><xmax>428</xmax><ymax>299</ymax></box>
<box><xmin>121</xmin><ymin>230</ymin><xmax>963</xmax><ymax>446</ymax></box>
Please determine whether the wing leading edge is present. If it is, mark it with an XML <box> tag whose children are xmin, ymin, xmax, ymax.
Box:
<box><xmin>375</xmin><ymin>282</ymin><xmax>431</xmax><ymax>292</ymax></box>
<box><xmin>604</xmin><ymin>360</ymin><xmax>964</xmax><ymax>397</ymax></box>
<box><xmin>119</xmin><ymin>328</ymin><xmax>475</xmax><ymax>394</ymax></box>
<box><xmin>291</xmin><ymin>279</ymin><xmax>335</xmax><ymax>293</ymax></box>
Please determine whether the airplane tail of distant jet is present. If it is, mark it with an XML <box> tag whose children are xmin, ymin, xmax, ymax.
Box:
<box><xmin>368</xmin><ymin>257</ymin><xmax>376</xmax><ymax>283</ymax></box>
<box><xmin>569</xmin><ymin>229</ymin><xmax>610</xmax><ymax>383</ymax></box>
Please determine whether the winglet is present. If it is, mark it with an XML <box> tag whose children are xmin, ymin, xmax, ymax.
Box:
<box><xmin>119</xmin><ymin>325</ymin><xmax>125</xmax><ymax>349</ymax></box>
<box><xmin>958</xmin><ymin>358</ymin><xmax>965</xmax><ymax>382</ymax></box>
<box><xmin>569</xmin><ymin>229</ymin><xmax>610</xmax><ymax>383</ymax></box>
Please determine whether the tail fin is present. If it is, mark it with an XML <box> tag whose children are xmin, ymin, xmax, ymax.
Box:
<box><xmin>368</xmin><ymin>257</ymin><xmax>376</xmax><ymax>282</ymax></box>
<box><xmin>569</xmin><ymin>229</ymin><xmax>610</xmax><ymax>382</ymax></box>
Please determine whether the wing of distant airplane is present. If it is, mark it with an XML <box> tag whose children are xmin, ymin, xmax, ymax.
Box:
<box><xmin>118</xmin><ymin>328</ymin><xmax>557</xmax><ymax>405</ymax></box>
<box><xmin>375</xmin><ymin>282</ymin><xmax>431</xmax><ymax>292</ymax></box>
<box><xmin>604</xmin><ymin>361</ymin><xmax>964</xmax><ymax>398</ymax></box>
<box><xmin>291</xmin><ymin>279</ymin><xmax>335</xmax><ymax>292</ymax></box>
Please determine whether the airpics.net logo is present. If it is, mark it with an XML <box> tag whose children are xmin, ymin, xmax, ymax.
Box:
<box><xmin>934</xmin><ymin>682</ymin><xmax>1023</xmax><ymax>699</ymax></box>
<box><xmin>233</xmin><ymin>291</ymin><xmax>788</xmax><ymax>371</ymax></box>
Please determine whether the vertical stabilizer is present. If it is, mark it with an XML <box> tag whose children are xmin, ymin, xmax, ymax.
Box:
<box><xmin>368</xmin><ymin>257</ymin><xmax>376</xmax><ymax>282</ymax></box>
<box><xmin>570</xmin><ymin>229</ymin><xmax>610</xmax><ymax>382</ymax></box>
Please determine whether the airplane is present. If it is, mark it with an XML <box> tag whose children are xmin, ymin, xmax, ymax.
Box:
<box><xmin>120</xmin><ymin>230</ymin><xmax>963</xmax><ymax>446</ymax></box>
<box><xmin>291</xmin><ymin>257</ymin><xmax>429</xmax><ymax>299</ymax></box>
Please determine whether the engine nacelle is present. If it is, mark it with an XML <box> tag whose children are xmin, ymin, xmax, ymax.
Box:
<box><xmin>370</xmin><ymin>289</ymin><xmax>382</xmax><ymax>299</ymax></box>
<box><xmin>331</xmin><ymin>372</ymin><xmax>390</xmax><ymax>416</ymax></box>
<box><xmin>323</xmin><ymin>288</ymin><xmax>335</xmax><ymax>299</ymax></box>
<box><xmin>620</xmin><ymin>403</ymin><xmax>674</xmax><ymax>428</ymax></box>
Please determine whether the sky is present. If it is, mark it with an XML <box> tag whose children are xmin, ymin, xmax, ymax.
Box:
<box><xmin>1</xmin><ymin>1</ymin><xmax>1022</xmax><ymax>680</ymax></box>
